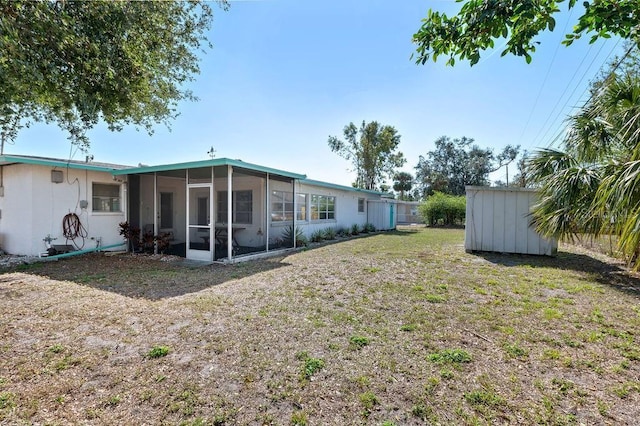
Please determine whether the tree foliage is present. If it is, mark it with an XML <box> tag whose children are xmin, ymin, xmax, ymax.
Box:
<box><xmin>328</xmin><ymin>121</ymin><xmax>406</xmax><ymax>191</ymax></box>
<box><xmin>393</xmin><ymin>171</ymin><xmax>414</xmax><ymax>200</ymax></box>
<box><xmin>0</xmin><ymin>0</ymin><xmax>227</xmax><ymax>150</ymax></box>
<box><xmin>418</xmin><ymin>192</ymin><xmax>466</xmax><ymax>226</ymax></box>
<box><xmin>413</xmin><ymin>0</ymin><xmax>640</xmax><ymax>66</ymax></box>
<box><xmin>415</xmin><ymin>136</ymin><xmax>519</xmax><ymax>197</ymax></box>
<box><xmin>529</xmin><ymin>45</ymin><xmax>640</xmax><ymax>266</ymax></box>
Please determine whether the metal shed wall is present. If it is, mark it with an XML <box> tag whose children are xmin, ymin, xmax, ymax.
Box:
<box><xmin>465</xmin><ymin>186</ymin><xmax>557</xmax><ymax>256</ymax></box>
<box><xmin>367</xmin><ymin>199</ymin><xmax>397</xmax><ymax>231</ymax></box>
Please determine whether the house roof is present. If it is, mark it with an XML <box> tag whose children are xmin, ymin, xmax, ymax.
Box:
<box><xmin>300</xmin><ymin>178</ymin><xmax>384</xmax><ymax>196</ymax></box>
<box><xmin>2</xmin><ymin>153</ymin><xmax>388</xmax><ymax>197</ymax></box>
<box><xmin>111</xmin><ymin>157</ymin><xmax>306</xmax><ymax>180</ymax></box>
<box><xmin>0</xmin><ymin>154</ymin><xmax>132</xmax><ymax>172</ymax></box>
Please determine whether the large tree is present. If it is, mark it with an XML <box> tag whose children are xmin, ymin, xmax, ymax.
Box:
<box><xmin>415</xmin><ymin>136</ymin><xmax>519</xmax><ymax>197</ymax></box>
<box><xmin>328</xmin><ymin>121</ymin><xmax>406</xmax><ymax>191</ymax></box>
<box><xmin>529</xmin><ymin>45</ymin><xmax>640</xmax><ymax>265</ymax></box>
<box><xmin>413</xmin><ymin>0</ymin><xmax>640</xmax><ymax>66</ymax></box>
<box><xmin>393</xmin><ymin>171</ymin><xmax>414</xmax><ymax>200</ymax></box>
<box><xmin>0</xmin><ymin>0</ymin><xmax>227</xmax><ymax>151</ymax></box>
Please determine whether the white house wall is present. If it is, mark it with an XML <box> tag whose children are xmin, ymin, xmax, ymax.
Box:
<box><xmin>215</xmin><ymin>175</ymin><xmax>267</xmax><ymax>248</ymax></box>
<box><xmin>0</xmin><ymin>164</ymin><xmax>126</xmax><ymax>256</ymax></box>
<box><xmin>139</xmin><ymin>174</ymin><xmax>155</xmax><ymax>234</ymax></box>
<box><xmin>157</xmin><ymin>176</ymin><xmax>187</xmax><ymax>243</ymax></box>
<box><xmin>268</xmin><ymin>180</ymin><xmax>382</xmax><ymax>241</ymax></box>
<box><xmin>136</xmin><ymin>175</ymin><xmax>188</xmax><ymax>243</ymax></box>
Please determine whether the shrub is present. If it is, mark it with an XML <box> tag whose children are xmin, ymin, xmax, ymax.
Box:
<box><xmin>282</xmin><ymin>225</ymin><xmax>308</xmax><ymax>247</ymax></box>
<box><xmin>418</xmin><ymin>192</ymin><xmax>466</xmax><ymax>226</ymax></box>
<box><xmin>363</xmin><ymin>222</ymin><xmax>376</xmax><ymax>233</ymax></box>
<box><xmin>323</xmin><ymin>227</ymin><xmax>337</xmax><ymax>240</ymax></box>
<box><xmin>310</xmin><ymin>229</ymin><xmax>324</xmax><ymax>243</ymax></box>
<box><xmin>351</xmin><ymin>224</ymin><xmax>361</xmax><ymax>235</ymax></box>
<box><xmin>118</xmin><ymin>221</ymin><xmax>141</xmax><ymax>252</ymax></box>
<box><xmin>336</xmin><ymin>227</ymin><xmax>348</xmax><ymax>237</ymax></box>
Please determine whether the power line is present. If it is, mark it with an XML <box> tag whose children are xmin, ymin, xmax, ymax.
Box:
<box><xmin>517</xmin><ymin>7</ymin><xmax>575</xmax><ymax>146</ymax></box>
<box><xmin>544</xmin><ymin>40</ymin><xmax>636</xmax><ymax>149</ymax></box>
<box><xmin>531</xmin><ymin>39</ymin><xmax>613</xmax><ymax>149</ymax></box>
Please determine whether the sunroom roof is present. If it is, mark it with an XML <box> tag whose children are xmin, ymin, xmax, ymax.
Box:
<box><xmin>111</xmin><ymin>157</ymin><xmax>306</xmax><ymax>180</ymax></box>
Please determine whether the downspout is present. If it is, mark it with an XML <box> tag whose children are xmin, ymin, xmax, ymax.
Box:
<box><xmin>227</xmin><ymin>165</ymin><xmax>233</xmax><ymax>261</ymax></box>
<box><xmin>265</xmin><ymin>173</ymin><xmax>270</xmax><ymax>252</ymax></box>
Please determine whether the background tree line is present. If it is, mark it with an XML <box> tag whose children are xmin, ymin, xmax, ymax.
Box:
<box><xmin>328</xmin><ymin>121</ymin><xmax>523</xmax><ymax>200</ymax></box>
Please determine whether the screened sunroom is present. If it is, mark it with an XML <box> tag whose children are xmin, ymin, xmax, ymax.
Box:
<box><xmin>113</xmin><ymin>158</ymin><xmax>305</xmax><ymax>262</ymax></box>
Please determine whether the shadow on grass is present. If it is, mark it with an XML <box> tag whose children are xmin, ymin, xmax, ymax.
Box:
<box><xmin>7</xmin><ymin>228</ymin><xmax>429</xmax><ymax>300</ymax></box>
<box><xmin>8</xmin><ymin>252</ymin><xmax>291</xmax><ymax>301</ymax></box>
<box><xmin>475</xmin><ymin>250</ymin><xmax>640</xmax><ymax>297</ymax></box>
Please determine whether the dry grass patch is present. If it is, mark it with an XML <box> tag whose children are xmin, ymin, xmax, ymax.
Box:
<box><xmin>1</xmin><ymin>227</ymin><xmax>640</xmax><ymax>424</ymax></box>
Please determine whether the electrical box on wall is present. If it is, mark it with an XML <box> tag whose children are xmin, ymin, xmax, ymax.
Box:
<box><xmin>51</xmin><ymin>170</ymin><xmax>63</xmax><ymax>183</ymax></box>
<box><xmin>80</xmin><ymin>200</ymin><xmax>88</xmax><ymax>209</ymax></box>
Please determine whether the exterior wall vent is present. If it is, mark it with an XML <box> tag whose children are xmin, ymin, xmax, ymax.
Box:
<box><xmin>51</xmin><ymin>170</ymin><xmax>63</xmax><ymax>183</ymax></box>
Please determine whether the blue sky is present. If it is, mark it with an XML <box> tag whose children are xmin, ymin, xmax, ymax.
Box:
<box><xmin>9</xmin><ymin>0</ymin><xmax>624</xmax><ymax>186</ymax></box>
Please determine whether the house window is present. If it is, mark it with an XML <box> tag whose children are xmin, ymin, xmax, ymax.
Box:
<box><xmin>358</xmin><ymin>198</ymin><xmax>365</xmax><ymax>213</ymax></box>
<box><xmin>310</xmin><ymin>194</ymin><xmax>335</xmax><ymax>220</ymax></box>
<box><xmin>92</xmin><ymin>183</ymin><xmax>121</xmax><ymax>212</ymax></box>
<box><xmin>271</xmin><ymin>190</ymin><xmax>294</xmax><ymax>222</ymax></box>
<box><xmin>271</xmin><ymin>191</ymin><xmax>308</xmax><ymax>222</ymax></box>
<box><xmin>297</xmin><ymin>193</ymin><xmax>307</xmax><ymax>221</ymax></box>
<box><xmin>217</xmin><ymin>190</ymin><xmax>253</xmax><ymax>224</ymax></box>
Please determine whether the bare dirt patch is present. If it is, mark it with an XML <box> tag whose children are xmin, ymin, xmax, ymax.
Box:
<box><xmin>2</xmin><ymin>228</ymin><xmax>640</xmax><ymax>424</ymax></box>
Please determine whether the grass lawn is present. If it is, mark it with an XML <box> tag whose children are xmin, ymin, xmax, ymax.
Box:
<box><xmin>1</xmin><ymin>227</ymin><xmax>640</xmax><ymax>425</ymax></box>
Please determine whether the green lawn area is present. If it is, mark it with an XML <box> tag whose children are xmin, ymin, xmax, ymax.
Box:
<box><xmin>1</xmin><ymin>227</ymin><xmax>640</xmax><ymax>424</ymax></box>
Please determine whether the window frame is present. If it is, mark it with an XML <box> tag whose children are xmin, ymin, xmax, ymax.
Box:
<box><xmin>271</xmin><ymin>190</ymin><xmax>294</xmax><ymax>222</ymax></box>
<box><xmin>270</xmin><ymin>191</ymin><xmax>308</xmax><ymax>223</ymax></box>
<box><xmin>310</xmin><ymin>194</ymin><xmax>336</xmax><ymax>221</ymax></box>
<box><xmin>358</xmin><ymin>197</ymin><xmax>365</xmax><ymax>214</ymax></box>
<box><xmin>296</xmin><ymin>193</ymin><xmax>308</xmax><ymax>221</ymax></box>
<box><xmin>92</xmin><ymin>182</ymin><xmax>122</xmax><ymax>213</ymax></box>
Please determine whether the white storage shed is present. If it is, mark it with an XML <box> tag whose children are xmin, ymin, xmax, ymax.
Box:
<box><xmin>465</xmin><ymin>186</ymin><xmax>557</xmax><ymax>256</ymax></box>
<box><xmin>367</xmin><ymin>199</ymin><xmax>397</xmax><ymax>231</ymax></box>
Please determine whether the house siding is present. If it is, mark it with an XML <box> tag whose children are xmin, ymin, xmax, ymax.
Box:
<box><xmin>0</xmin><ymin>164</ymin><xmax>126</xmax><ymax>256</ymax></box>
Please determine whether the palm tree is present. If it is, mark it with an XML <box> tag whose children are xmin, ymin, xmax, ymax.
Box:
<box><xmin>529</xmin><ymin>56</ymin><xmax>640</xmax><ymax>266</ymax></box>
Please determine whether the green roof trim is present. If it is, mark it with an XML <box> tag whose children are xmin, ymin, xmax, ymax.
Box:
<box><xmin>0</xmin><ymin>154</ymin><xmax>130</xmax><ymax>172</ymax></box>
<box><xmin>112</xmin><ymin>157</ymin><xmax>306</xmax><ymax>180</ymax></box>
<box><xmin>300</xmin><ymin>178</ymin><xmax>384</xmax><ymax>195</ymax></box>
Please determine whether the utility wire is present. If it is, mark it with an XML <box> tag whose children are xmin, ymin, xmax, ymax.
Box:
<box><xmin>532</xmin><ymin>39</ymin><xmax>611</xmax><ymax>149</ymax></box>
<box><xmin>525</xmin><ymin>43</ymin><xmax>596</xmax><ymax>149</ymax></box>
<box><xmin>517</xmin><ymin>7</ymin><xmax>575</xmax><ymax>146</ymax></box>
<box><xmin>544</xmin><ymin>41</ymin><xmax>636</xmax><ymax>149</ymax></box>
